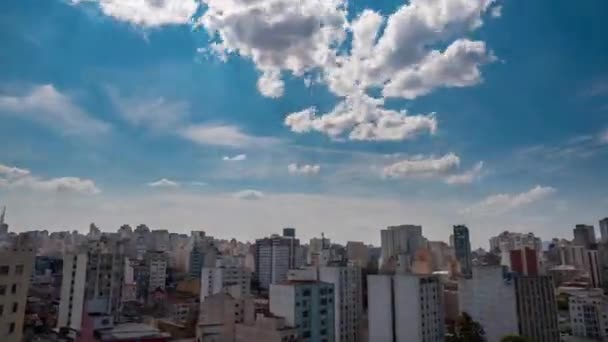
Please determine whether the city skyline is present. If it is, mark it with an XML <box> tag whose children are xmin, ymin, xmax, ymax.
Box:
<box><xmin>2</xmin><ymin>0</ymin><xmax>608</xmax><ymax>248</ymax></box>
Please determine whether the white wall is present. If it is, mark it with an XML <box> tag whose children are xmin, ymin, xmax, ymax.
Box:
<box><xmin>57</xmin><ymin>253</ymin><xmax>87</xmax><ymax>331</ymax></box>
<box><xmin>269</xmin><ymin>284</ymin><xmax>296</xmax><ymax>326</ymax></box>
<box><xmin>394</xmin><ymin>276</ymin><xmax>421</xmax><ymax>341</ymax></box>
<box><xmin>459</xmin><ymin>266</ymin><xmax>519</xmax><ymax>342</ymax></box>
<box><xmin>368</xmin><ymin>275</ymin><xmax>393</xmax><ymax>342</ymax></box>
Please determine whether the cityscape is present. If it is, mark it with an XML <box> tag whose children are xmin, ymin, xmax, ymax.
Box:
<box><xmin>2</xmin><ymin>0</ymin><xmax>608</xmax><ymax>341</ymax></box>
<box><xmin>1</xmin><ymin>207</ymin><xmax>608</xmax><ymax>342</ymax></box>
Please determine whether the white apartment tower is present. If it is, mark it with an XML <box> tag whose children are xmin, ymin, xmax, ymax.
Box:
<box><xmin>319</xmin><ymin>265</ymin><xmax>362</xmax><ymax>342</ymax></box>
<box><xmin>368</xmin><ymin>274</ymin><xmax>444</xmax><ymax>342</ymax></box>
<box><xmin>57</xmin><ymin>237</ymin><xmax>125</xmax><ymax>331</ymax></box>
<box><xmin>145</xmin><ymin>251</ymin><xmax>167</xmax><ymax>292</ymax></box>
<box><xmin>458</xmin><ymin>266</ymin><xmax>519</xmax><ymax>341</ymax></box>
<box><xmin>201</xmin><ymin>257</ymin><xmax>252</xmax><ymax>300</ymax></box>
<box><xmin>57</xmin><ymin>252</ymin><xmax>88</xmax><ymax>331</ymax></box>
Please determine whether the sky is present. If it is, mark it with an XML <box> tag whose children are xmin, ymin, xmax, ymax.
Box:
<box><xmin>1</xmin><ymin>0</ymin><xmax>607</xmax><ymax>248</ymax></box>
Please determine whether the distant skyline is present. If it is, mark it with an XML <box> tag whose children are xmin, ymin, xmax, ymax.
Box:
<box><xmin>1</xmin><ymin>0</ymin><xmax>608</xmax><ymax>248</ymax></box>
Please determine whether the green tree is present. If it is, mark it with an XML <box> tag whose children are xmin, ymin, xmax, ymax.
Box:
<box><xmin>500</xmin><ymin>335</ymin><xmax>530</xmax><ymax>342</ymax></box>
<box><xmin>447</xmin><ymin>312</ymin><xmax>486</xmax><ymax>342</ymax></box>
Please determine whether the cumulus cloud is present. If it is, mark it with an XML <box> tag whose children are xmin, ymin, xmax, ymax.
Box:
<box><xmin>223</xmin><ymin>154</ymin><xmax>247</xmax><ymax>161</ymax></box>
<box><xmin>0</xmin><ymin>163</ymin><xmax>100</xmax><ymax>195</ymax></box>
<box><xmin>285</xmin><ymin>93</ymin><xmax>437</xmax><ymax>141</ymax></box>
<box><xmin>233</xmin><ymin>189</ymin><xmax>264</xmax><ymax>200</ymax></box>
<box><xmin>444</xmin><ymin>161</ymin><xmax>484</xmax><ymax>185</ymax></box>
<box><xmin>382</xmin><ymin>153</ymin><xmax>461</xmax><ymax>179</ymax></box>
<box><xmin>197</xmin><ymin>0</ymin><xmax>348</xmax><ymax>97</ymax></box>
<box><xmin>288</xmin><ymin>163</ymin><xmax>320</xmax><ymax>175</ymax></box>
<box><xmin>179</xmin><ymin>124</ymin><xmax>280</xmax><ymax>148</ymax></box>
<box><xmin>0</xmin><ymin>84</ymin><xmax>109</xmax><ymax>136</ymax></box>
<box><xmin>71</xmin><ymin>0</ymin><xmax>200</xmax><ymax>27</ymax></box>
<box><xmin>463</xmin><ymin>185</ymin><xmax>556</xmax><ymax>216</ymax></box>
<box><xmin>148</xmin><ymin>178</ymin><xmax>180</xmax><ymax>188</ymax></box>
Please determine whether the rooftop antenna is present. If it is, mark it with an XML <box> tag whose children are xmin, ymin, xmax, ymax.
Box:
<box><xmin>0</xmin><ymin>206</ymin><xmax>5</xmax><ymax>226</ymax></box>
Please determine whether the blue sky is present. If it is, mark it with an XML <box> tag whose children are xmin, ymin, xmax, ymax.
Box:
<box><xmin>1</xmin><ymin>0</ymin><xmax>607</xmax><ymax>247</ymax></box>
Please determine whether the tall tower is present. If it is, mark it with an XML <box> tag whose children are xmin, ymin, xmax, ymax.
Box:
<box><xmin>453</xmin><ymin>225</ymin><xmax>472</xmax><ymax>278</ymax></box>
<box><xmin>0</xmin><ymin>206</ymin><xmax>8</xmax><ymax>235</ymax></box>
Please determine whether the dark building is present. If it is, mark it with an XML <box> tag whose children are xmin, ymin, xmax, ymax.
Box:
<box><xmin>255</xmin><ymin>234</ymin><xmax>300</xmax><ymax>290</ymax></box>
<box><xmin>453</xmin><ymin>225</ymin><xmax>472</xmax><ymax>278</ymax></box>
<box><xmin>573</xmin><ymin>224</ymin><xmax>596</xmax><ymax>248</ymax></box>
<box><xmin>282</xmin><ymin>227</ymin><xmax>296</xmax><ymax>238</ymax></box>
<box><xmin>514</xmin><ymin>275</ymin><xmax>560</xmax><ymax>342</ymax></box>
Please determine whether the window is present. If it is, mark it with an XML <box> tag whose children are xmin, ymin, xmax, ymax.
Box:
<box><xmin>0</xmin><ymin>305</ymin><xmax>3</xmax><ymax>315</ymax></box>
<box><xmin>302</xmin><ymin>331</ymin><xmax>311</xmax><ymax>338</ymax></box>
<box><xmin>8</xmin><ymin>323</ymin><xmax>15</xmax><ymax>334</ymax></box>
<box><xmin>0</xmin><ymin>285</ymin><xmax>5</xmax><ymax>295</ymax></box>
<box><xmin>0</xmin><ymin>266</ymin><xmax>8</xmax><ymax>275</ymax></box>
<box><xmin>302</xmin><ymin>289</ymin><xmax>311</xmax><ymax>296</ymax></box>
<box><xmin>12</xmin><ymin>303</ymin><xmax>17</xmax><ymax>313</ymax></box>
<box><xmin>302</xmin><ymin>311</ymin><xmax>309</xmax><ymax>318</ymax></box>
<box><xmin>10</xmin><ymin>284</ymin><xmax>16</xmax><ymax>294</ymax></box>
<box><xmin>14</xmin><ymin>265</ymin><xmax>24</xmax><ymax>275</ymax></box>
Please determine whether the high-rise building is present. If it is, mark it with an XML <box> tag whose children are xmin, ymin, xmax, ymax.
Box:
<box><xmin>255</xmin><ymin>234</ymin><xmax>300</xmax><ymax>290</ymax></box>
<box><xmin>573</xmin><ymin>224</ymin><xmax>596</xmax><ymax>248</ymax></box>
<box><xmin>58</xmin><ymin>237</ymin><xmax>125</xmax><ymax>331</ymax></box>
<box><xmin>145</xmin><ymin>251</ymin><xmax>167</xmax><ymax>292</ymax></box>
<box><xmin>0</xmin><ymin>248</ymin><xmax>34</xmax><ymax>342</ymax></box>
<box><xmin>368</xmin><ymin>274</ymin><xmax>444</xmax><ymax>342</ymax></box>
<box><xmin>201</xmin><ymin>257</ymin><xmax>252</xmax><ymax>300</ymax></box>
<box><xmin>453</xmin><ymin>225</ymin><xmax>472</xmax><ymax>278</ymax></box>
<box><xmin>0</xmin><ymin>206</ymin><xmax>8</xmax><ymax>236</ymax></box>
<box><xmin>269</xmin><ymin>280</ymin><xmax>335</xmax><ymax>342</ymax></box>
<box><xmin>319</xmin><ymin>265</ymin><xmax>362</xmax><ymax>342</ymax></box>
<box><xmin>189</xmin><ymin>236</ymin><xmax>217</xmax><ymax>279</ymax></box>
<box><xmin>345</xmin><ymin>241</ymin><xmax>369</xmax><ymax>267</ymax></box>
<box><xmin>57</xmin><ymin>252</ymin><xmax>88</xmax><ymax>331</ymax></box>
<box><xmin>283</xmin><ymin>228</ymin><xmax>296</xmax><ymax>238</ymax></box>
<box><xmin>489</xmin><ymin>231</ymin><xmax>542</xmax><ymax>254</ymax></box>
<box><xmin>509</xmin><ymin>247</ymin><xmax>539</xmax><ymax>276</ymax></box>
<box><xmin>459</xmin><ymin>266</ymin><xmax>559</xmax><ymax>342</ymax></box>
<box><xmin>458</xmin><ymin>266</ymin><xmax>519</xmax><ymax>341</ymax></box>
<box><xmin>380</xmin><ymin>225</ymin><xmax>424</xmax><ymax>266</ymax></box>
<box><xmin>600</xmin><ymin>218</ymin><xmax>608</xmax><ymax>243</ymax></box>
<box><xmin>569</xmin><ymin>290</ymin><xmax>608</xmax><ymax>340</ymax></box>
<box><xmin>514</xmin><ymin>275</ymin><xmax>560</xmax><ymax>342</ymax></box>
<box><xmin>587</xmin><ymin>249</ymin><xmax>602</xmax><ymax>288</ymax></box>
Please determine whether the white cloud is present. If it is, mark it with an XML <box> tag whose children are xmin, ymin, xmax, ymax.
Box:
<box><xmin>285</xmin><ymin>93</ymin><xmax>437</xmax><ymax>141</ymax></box>
<box><xmin>381</xmin><ymin>39</ymin><xmax>496</xmax><ymax>99</ymax></box>
<box><xmin>257</xmin><ymin>71</ymin><xmax>285</xmax><ymax>98</ymax></box>
<box><xmin>223</xmin><ymin>154</ymin><xmax>247</xmax><ymax>161</ymax></box>
<box><xmin>599</xmin><ymin>129</ymin><xmax>608</xmax><ymax>144</ymax></box>
<box><xmin>325</xmin><ymin>0</ymin><xmax>496</xmax><ymax>99</ymax></box>
<box><xmin>179</xmin><ymin>124</ymin><xmax>280</xmax><ymax>148</ymax></box>
<box><xmin>71</xmin><ymin>0</ymin><xmax>200</xmax><ymax>27</ymax></box>
<box><xmin>288</xmin><ymin>163</ymin><xmax>320</xmax><ymax>175</ymax></box>
<box><xmin>148</xmin><ymin>178</ymin><xmax>180</xmax><ymax>188</ymax></box>
<box><xmin>491</xmin><ymin>5</ymin><xmax>502</xmax><ymax>18</ymax></box>
<box><xmin>463</xmin><ymin>185</ymin><xmax>556</xmax><ymax>216</ymax></box>
<box><xmin>197</xmin><ymin>0</ymin><xmax>348</xmax><ymax>97</ymax></box>
<box><xmin>107</xmin><ymin>88</ymin><xmax>189</xmax><ymax>130</ymax></box>
<box><xmin>444</xmin><ymin>161</ymin><xmax>484</xmax><ymax>185</ymax></box>
<box><xmin>382</xmin><ymin>153</ymin><xmax>460</xmax><ymax>179</ymax></box>
<box><xmin>233</xmin><ymin>189</ymin><xmax>264</xmax><ymax>200</ymax></box>
<box><xmin>0</xmin><ymin>84</ymin><xmax>110</xmax><ymax>136</ymax></box>
<box><xmin>0</xmin><ymin>162</ymin><xmax>100</xmax><ymax>195</ymax></box>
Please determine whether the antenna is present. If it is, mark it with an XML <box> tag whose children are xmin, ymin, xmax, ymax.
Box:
<box><xmin>0</xmin><ymin>206</ymin><xmax>5</xmax><ymax>226</ymax></box>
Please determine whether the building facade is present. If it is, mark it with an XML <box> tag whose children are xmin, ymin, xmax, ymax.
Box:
<box><xmin>458</xmin><ymin>266</ymin><xmax>519</xmax><ymax>342</ymax></box>
<box><xmin>201</xmin><ymin>259</ymin><xmax>252</xmax><ymax>300</ymax></box>
<box><xmin>380</xmin><ymin>225</ymin><xmax>424</xmax><ymax>265</ymax></box>
<box><xmin>0</xmin><ymin>249</ymin><xmax>34</xmax><ymax>342</ymax></box>
<box><xmin>600</xmin><ymin>218</ymin><xmax>608</xmax><ymax>243</ymax></box>
<box><xmin>235</xmin><ymin>314</ymin><xmax>297</xmax><ymax>342</ymax></box>
<box><xmin>145</xmin><ymin>251</ymin><xmax>167</xmax><ymax>292</ymax></box>
<box><xmin>573</xmin><ymin>224</ymin><xmax>597</xmax><ymax>248</ymax></box>
<box><xmin>269</xmin><ymin>280</ymin><xmax>335</xmax><ymax>342</ymax></box>
<box><xmin>318</xmin><ymin>266</ymin><xmax>362</xmax><ymax>342</ymax></box>
<box><xmin>569</xmin><ymin>290</ymin><xmax>608</xmax><ymax>340</ymax></box>
<box><xmin>57</xmin><ymin>252</ymin><xmax>88</xmax><ymax>331</ymax></box>
<box><xmin>514</xmin><ymin>275</ymin><xmax>560</xmax><ymax>342</ymax></box>
<box><xmin>255</xmin><ymin>235</ymin><xmax>299</xmax><ymax>290</ymax></box>
<box><xmin>453</xmin><ymin>225</ymin><xmax>472</xmax><ymax>278</ymax></box>
<box><xmin>368</xmin><ymin>274</ymin><xmax>444</xmax><ymax>342</ymax></box>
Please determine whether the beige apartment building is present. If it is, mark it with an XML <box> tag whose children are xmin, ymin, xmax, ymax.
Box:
<box><xmin>0</xmin><ymin>248</ymin><xmax>34</xmax><ymax>342</ymax></box>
